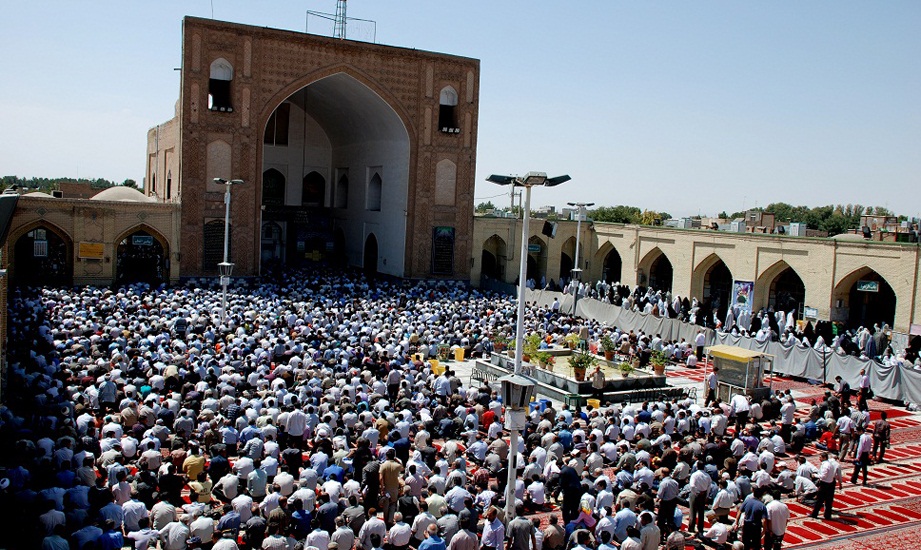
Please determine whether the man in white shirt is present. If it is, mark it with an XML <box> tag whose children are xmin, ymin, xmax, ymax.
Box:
<box><xmin>687</xmin><ymin>467</ymin><xmax>711</xmax><ymax>536</ymax></box>
<box><xmin>810</xmin><ymin>452</ymin><xmax>842</xmax><ymax>520</ymax></box>
<box><xmin>765</xmin><ymin>496</ymin><xmax>790</xmax><ymax>550</ymax></box>
<box><xmin>480</xmin><ymin>506</ymin><xmax>505</xmax><ymax>550</ymax></box>
<box><xmin>388</xmin><ymin>513</ymin><xmax>413</xmax><ymax>550</ymax></box>
<box><xmin>836</xmin><ymin>413</ymin><xmax>855</xmax><ymax>460</ymax></box>
<box><xmin>698</xmin><ymin>521</ymin><xmax>730</xmax><ymax>548</ymax></box>
<box><xmin>730</xmin><ymin>393</ymin><xmax>750</xmax><ymax>432</ymax></box>
<box><xmin>793</xmin><ymin>475</ymin><xmax>818</xmax><ymax>504</ymax></box>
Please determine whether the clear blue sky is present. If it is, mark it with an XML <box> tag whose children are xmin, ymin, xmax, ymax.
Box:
<box><xmin>1</xmin><ymin>1</ymin><xmax>918</xmax><ymax>218</ymax></box>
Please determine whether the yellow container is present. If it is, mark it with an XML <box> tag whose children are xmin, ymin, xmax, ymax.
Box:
<box><xmin>430</xmin><ymin>359</ymin><xmax>445</xmax><ymax>375</ymax></box>
<box><xmin>454</xmin><ymin>348</ymin><xmax>465</xmax><ymax>362</ymax></box>
<box><xmin>587</xmin><ymin>398</ymin><xmax>601</xmax><ymax>409</ymax></box>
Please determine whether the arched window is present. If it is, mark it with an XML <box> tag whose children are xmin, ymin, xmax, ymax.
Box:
<box><xmin>367</xmin><ymin>172</ymin><xmax>382</xmax><ymax>211</ymax></box>
<box><xmin>335</xmin><ymin>172</ymin><xmax>349</xmax><ymax>209</ymax></box>
<box><xmin>302</xmin><ymin>172</ymin><xmax>325</xmax><ymax>206</ymax></box>
<box><xmin>438</xmin><ymin>86</ymin><xmax>459</xmax><ymax>133</ymax></box>
<box><xmin>262</xmin><ymin>169</ymin><xmax>286</xmax><ymax>207</ymax></box>
<box><xmin>209</xmin><ymin>58</ymin><xmax>234</xmax><ymax>112</ymax></box>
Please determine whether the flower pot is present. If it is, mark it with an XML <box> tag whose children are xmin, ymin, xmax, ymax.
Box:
<box><xmin>604</xmin><ymin>350</ymin><xmax>615</xmax><ymax>361</ymax></box>
<box><xmin>573</xmin><ymin>367</ymin><xmax>586</xmax><ymax>381</ymax></box>
<box><xmin>653</xmin><ymin>363</ymin><xmax>666</xmax><ymax>376</ymax></box>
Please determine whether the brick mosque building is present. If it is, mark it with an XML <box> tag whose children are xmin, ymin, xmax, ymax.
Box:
<box><xmin>147</xmin><ymin>16</ymin><xmax>480</xmax><ymax>279</ymax></box>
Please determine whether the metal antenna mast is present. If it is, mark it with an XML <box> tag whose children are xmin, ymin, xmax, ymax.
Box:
<box><xmin>334</xmin><ymin>0</ymin><xmax>347</xmax><ymax>39</ymax></box>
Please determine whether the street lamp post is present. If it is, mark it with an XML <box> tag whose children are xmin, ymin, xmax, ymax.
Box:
<box><xmin>487</xmin><ymin>171</ymin><xmax>570</xmax><ymax>521</ymax></box>
<box><xmin>214</xmin><ymin>178</ymin><xmax>245</xmax><ymax>322</ymax></box>
<box><xmin>567</xmin><ymin>202</ymin><xmax>594</xmax><ymax>315</ymax></box>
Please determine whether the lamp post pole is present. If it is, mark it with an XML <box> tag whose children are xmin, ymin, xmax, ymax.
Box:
<box><xmin>567</xmin><ymin>202</ymin><xmax>594</xmax><ymax>315</ymax></box>
<box><xmin>488</xmin><ymin>172</ymin><xmax>570</xmax><ymax>522</ymax></box>
<box><xmin>214</xmin><ymin>178</ymin><xmax>244</xmax><ymax>322</ymax></box>
<box><xmin>514</xmin><ymin>185</ymin><xmax>531</xmax><ymax>376</ymax></box>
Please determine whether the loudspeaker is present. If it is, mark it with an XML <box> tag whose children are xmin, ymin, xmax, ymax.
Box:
<box><xmin>862</xmin><ymin>226</ymin><xmax>871</xmax><ymax>239</ymax></box>
<box><xmin>542</xmin><ymin>221</ymin><xmax>557</xmax><ymax>239</ymax></box>
<box><xmin>777</xmin><ymin>226</ymin><xmax>786</xmax><ymax>235</ymax></box>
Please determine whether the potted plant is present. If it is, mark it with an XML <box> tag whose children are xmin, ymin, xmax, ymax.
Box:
<box><xmin>618</xmin><ymin>361</ymin><xmax>635</xmax><ymax>378</ymax></box>
<box><xmin>600</xmin><ymin>335</ymin><xmax>616</xmax><ymax>361</ymax></box>
<box><xmin>564</xmin><ymin>332</ymin><xmax>582</xmax><ymax>350</ymax></box>
<box><xmin>534</xmin><ymin>351</ymin><xmax>555</xmax><ymax>372</ymax></box>
<box><xmin>650</xmin><ymin>350</ymin><xmax>668</xmax><ymax>376</ymax></box>
<box><xmin>491</xmin><ymin>334</ymin><xmax>510</xmax><ymax>353</ymax></box>
<box><xmin>522</xmin><ymin>333</ymin><xmax>542</xmax><ymax>363</ymax></box>
<box><xmin>568</xmin><ymin>349</ymin><xmax>597</xmax><ymax>381</ymax></box>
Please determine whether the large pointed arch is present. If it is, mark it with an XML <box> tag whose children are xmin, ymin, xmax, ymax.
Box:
<box><xmin>833</xmin><ymin>266</ymin><xmax>896</xmax><ymax>329</ymax></box>
<box><xmin>114</xmin><ymin>224</ymin><xmax>170</xmax><ymax>286</ymax></box>
<box><xmin>559</xmin><ymin>236</ymin><xmax>576</xmax><ymax>282</ymax></box>
<box><xmin>481</xmin><ymin>234</ymin><xmax>508</xmax><ymax>281</ymax></box>
<box><xmin>258</xmin><ymin>69</ymin><xmax>412</xmax><ymax>277</ymax></box>
<box><xmin>527</xmin><ymin>235</ymin><xmax>548</xmax><ymax>284</ymax></box>
<box><xmin>754</xmin><ymin>260</ymin><xmax>806</xmax><ymax>315</ymax></box>
<box><xmin>593</xmin><ymin>241</ymin><xmax>624</xmax><ymax>284</ymax></box>
<box><xmin>10</xmin><ymin>220</ymin><xmax>74</xmax><ymax>286</ymax></box>
<box><xmin>692</xmin><ymin>253</ymin><xmax>734</xmax><ymax>323</ymax></box>
<box><xmin>637</xmin><ymin>247</ymin><xmax>673</xmax><ymax>291</ymax></box>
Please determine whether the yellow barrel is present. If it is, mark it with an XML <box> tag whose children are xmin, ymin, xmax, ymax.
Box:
<box><xmin>587</xmin><ymin>398</ymin><xmax>601</xmax><ymax>409</ymax></box>
<box><xmin>430</xmin><ymin>359</ymin><xmax>445</xmax><ymax>375</ymax></box>
<box><xmin>454</xmin><ymin>348</ymin><xmax>465</xmax><ymax>362</ymax></box>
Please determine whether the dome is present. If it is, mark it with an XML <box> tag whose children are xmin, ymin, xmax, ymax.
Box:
<box><xmin>23</xmin><ymin>191</ymin><xmax>56</xmax><ymax>198</ymax></box>
<box><xmin>91</xmin><ymin>186</ymin><xmax>156</xmax><ymax>203</ymax></box>
<box><xmin>830</xmin><ymin>232</ymin><xmax>867</xmax><ymax>241</ymax></box>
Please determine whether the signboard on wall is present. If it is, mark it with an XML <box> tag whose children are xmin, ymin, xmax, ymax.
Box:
<box><xmin>78</xmin><ymin>242</ymin><xmax>105</xmax><ymax>260</ymax></box>
<box><xmin>431</xmin><ymin>226</ymin><xmax>455</xmax><ymax>275</ymax></box>
<box><xmin>132</xmin><ymin>235</ymin><xmax>154</xmax><ymax>246</ymax></box>
<box><xmin>804</xmin><ymin>307</ymin><xmax>819</xmax><ymax>319</ymax></box>
<box><xmin>527</xmin><ymin>244</ymin><xmax>541</xmax><ymax>253</ymax></box>
<box><xmin>857</xmin><ymin>280</ymin><xmax>879</xmax><ymax>292</ymax></box>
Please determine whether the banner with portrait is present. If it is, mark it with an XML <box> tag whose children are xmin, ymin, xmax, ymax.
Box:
<box><xmin>730</xmin><ymin>280</ymin><xmax>755</xmax><ymax>316</ymax></box>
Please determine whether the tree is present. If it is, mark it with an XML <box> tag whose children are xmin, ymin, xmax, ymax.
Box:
<box><xmin>122</xmin><ymin>179</ymin><xmax>138</xmax><ymax>189</ymax></box>
<box><xmin>589</xmin><ymin>205</ymin><xmax>642</xmax><ymax>224</ymax></box>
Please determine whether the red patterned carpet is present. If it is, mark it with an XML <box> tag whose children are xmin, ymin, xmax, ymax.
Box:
<box><xmin>628</xmin><ymin>367</ymin><xmax>921</xmax><ymax>549</ymax></box>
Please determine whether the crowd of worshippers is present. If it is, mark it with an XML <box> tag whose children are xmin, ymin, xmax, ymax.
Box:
<box><xmin>549</xmin><ymin>278</ymin><xmax>910</xmax><ymax>365</ymax></box>
<box><xmin>0</xmin><ymin>268</ymin><xmax>884</xmax><ymax>550</ymax></box>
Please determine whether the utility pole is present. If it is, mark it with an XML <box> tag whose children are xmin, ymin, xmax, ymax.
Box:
<box><xmin>567</xmin><ymin>202</ymin><xmax>594</xmax><ymax>314</ymax></box>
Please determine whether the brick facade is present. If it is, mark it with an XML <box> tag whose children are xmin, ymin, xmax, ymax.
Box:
<box><xmin>154</xmin><ymin>17</ymin><xmax>479</xmax><ymax>279</ymax></box>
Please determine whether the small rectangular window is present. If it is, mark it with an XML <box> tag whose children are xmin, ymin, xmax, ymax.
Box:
<box><xmin>208</xmin><ymin>79</ymin><xmax>233</xmax><ymax>112</ymax></box>
<box><xmin>439</xmin><ymin>105</ymin><xmax>457</xmax><ymax>132</ymax></box>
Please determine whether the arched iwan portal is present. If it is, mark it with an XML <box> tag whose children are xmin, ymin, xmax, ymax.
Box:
<box><xmin>603</xmin><ymin>246</ymin><xmax>622</xmax><ymax>284</ymax></box>
<box><xmin>115</xmin><ymin>228</ymin><xmax>168</xmax><ymax>286</ymax></box>
<box><xmin>527</xmin><ymin>235</ymin><xmax>548</xmax><ymax>285</ymax></box>
<box><xmin>481</xmin><ymin>234</ymin><xmax>507</xmax><ymax>281</ymax></box>
<box><xmin>13</xmin><ymin>224</ymin><xmax>73</xmax><ymax>286</ymax></box>
<box><xmin>702</xmin><ymin>259</ymin><xmax>733</xmax><ymax>325</ymax></box>
<box><xmin>261</xmin><ymin>72</ymin><xmax>410</xmax><ymax>276</ymax></box>
<box><xmin>638</xmin><ymin>248</ymin><xmax>673</xmax><ymax>292</ymax></box>
<box><xmin>834</xmin><ymin>267</ymin><xmax>896</xmax><ymax>329</ymax></box>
